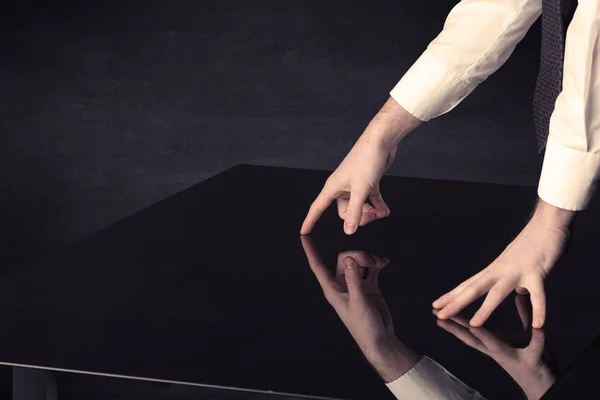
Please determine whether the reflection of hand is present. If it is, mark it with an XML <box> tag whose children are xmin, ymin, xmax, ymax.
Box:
<box><xmin>301</xmin><ymin>236</ymin><xmax>419</xmax><ymax>382</ymax></box>
<box><xmin>301</xmin><ymin>235</ymin><xmax>393</xmax><ymax>355</ymax></box>
<box><xmin>433</xmin><ymin>202</ymin><xmax>570</xmax><ymax>328</ymax></box>
<box><xmin>435</xmin><ymin>295</ymin><xmax>558</xmax><ymax>400</ymax></box>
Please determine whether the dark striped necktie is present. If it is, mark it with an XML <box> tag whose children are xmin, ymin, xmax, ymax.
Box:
<box><xmin>533</xmin><ymin>0</ymin><xmax>578</xmax><ymax>153</ymax></box>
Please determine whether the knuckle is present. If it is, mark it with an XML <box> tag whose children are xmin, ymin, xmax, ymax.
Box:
<box><xmin>338</xmin><ymin>253</ymin><xmax>350</xmax><ymax>264</ymax></box>
<box><xmin>346</xmin><ymin>209</ymin><xmax>360</xmax><ymax>219</ymax></box>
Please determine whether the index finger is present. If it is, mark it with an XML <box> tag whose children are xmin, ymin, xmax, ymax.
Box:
<box><xmin>300</xmin><ymin>187</ymin><xmax>335</xmax><ymax>235</ymax></box>
<box><xmin>300</xmin><ymin>235</ymin><xmax>334</xmax><ymax>290</ymax></box>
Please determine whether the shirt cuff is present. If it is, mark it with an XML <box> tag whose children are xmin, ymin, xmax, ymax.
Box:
<box><xmin>389</xmin><ymin>51</ymin><xmax>477</xmax><ymax>122</ymax></box>
<box><xmin>538</xmin><ymin>136</ymin><xmax>600</xmax><ymax>211</ymax></box>
<box><xmin>386</xmin><ymin>356</ymin><xmax>484</xmax><ymax>400</ymax></box>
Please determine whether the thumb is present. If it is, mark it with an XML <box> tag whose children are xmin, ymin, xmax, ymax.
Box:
<box><xmin>344</xmin><ymin>257</ymin><xmax>365</xmax><ymax>303</ymax></box>
<box><xmin>344</xmin><ymin>186</ymin><xmax>369</xmax><ymax>235</ymax></box>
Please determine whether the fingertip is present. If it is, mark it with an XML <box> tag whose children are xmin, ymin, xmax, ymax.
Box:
<box><xmin>532</xmin><ymin>317</ymin><xmax>545</xmax><ymax>329</ymax></box>
<box><xmin>344</xmin><ymin>222</ymin><xmax>357</xmax><ymax>235</ymax></box>
<box><xmin>436</xmin><ymin>311</ymin><xmax>448</xmax><ymax>320</ymax></box>
<box><xmin>432</xmin><ymin>298</ymin><xmax>445</xmax><ymax>309</ymax></box>
<box><xmin>374</xmin><ymin>208</ymin><xmax>389</xmax><ymax>219</ymax></box>
<box><xmin>359</xmin><ymin>212</ymin><xmax>377</xmax><ymax>227</ymax></box>
<box><xmin>300</xmin><ymin>217</ymin><xmax>314</xmax><ymax>235</ymax></box>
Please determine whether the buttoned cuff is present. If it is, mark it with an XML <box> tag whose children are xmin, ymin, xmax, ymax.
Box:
<box><xmin>389</xmin><ymin>51</ymin><xmax>477</xmax><ymax>122</ymax></box>
<box><xmin>386</xmin><ymin>356</ymin><xmax>484</xmax><ymax>400</ymax></box>
<box><xmin>538</xmin><ymin>136</ymin><xmax>600</xmax><ymax>211</ymax></box>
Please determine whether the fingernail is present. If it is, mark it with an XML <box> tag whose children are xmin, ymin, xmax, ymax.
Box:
<box><xmin>344</xmin><ymin>257</ymin><xmax>354</xmax><ymax>270</ymax></box>
<box><xmin>533</xmin><ymin>318</ymin><xmax>543</xmax><ymax>328</ymax></box>
<box><xmin>432</xmin><ymin>300</ymin><xmax>440</xmax><ymax>308</ymax></box>
<box><xmin>344</xmin><ymin>223</ymin><xmax>355</xmax><ymax>234</ymax></box>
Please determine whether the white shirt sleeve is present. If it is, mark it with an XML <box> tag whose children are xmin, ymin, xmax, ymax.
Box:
<box><xmin>390</xmin><ymin>0</ymin><xmax>542</xmax><ymax>121</ymax></box>
<box><xmin>386</xmin><ymin>356</ymin><xmax>487</xmax><ymax>400</ymax></box>
<box><xmin>537</xmin><ymin>0</ymin><xmax>600</xmax><ymax>211</ymax></box>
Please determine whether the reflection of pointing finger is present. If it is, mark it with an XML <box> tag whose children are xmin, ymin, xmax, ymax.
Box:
<box><xmin>301</xmin><ymin>236</ymin><xmax>323</xmax><ymax>269</ymax></box>
<box><xmin>448</xmin><ymin>315</ymin><xmax>471</xmax><ymax>328</ymax></box>
<box><xmin>468</xmin><ymin>327</ymin><xmax>505</xmax><ymax>354</ymax></box>
<box><xmin>437</xmin><ymin>319</ymin><xmax>487</xmax><ymax>353</ymax></box>
<box><xmin>301</xmin><ymin>236</ymin><xmax>334</xmax><ymax>290</ymax></box>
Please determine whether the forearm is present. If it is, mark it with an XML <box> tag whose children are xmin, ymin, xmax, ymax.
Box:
<box><xmin>537</xmin><ymin>0</ymin><xmax>600</xmax><ymax>211</ymax></box>
<box><xmin>391</xmin><ymin>0</ymin><xmax>542</xmax><ymax>122</ymax></box>
<box><xmin>369</xmin><ymin>0</ymin><xmax>544</xmax><ymax>147</ymax></box>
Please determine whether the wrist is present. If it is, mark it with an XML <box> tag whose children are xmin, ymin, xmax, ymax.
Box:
<box><xmin>366</xmin><ymin>97</ymin><xmax>423</xmax><ymax>149</ymax></box>
<box><xmin>365</xmin><ymin>337</ymin><xmax>420</xmax><ymax>383</ymax></box>
<box><xmin>514</xmin><ymin>368</ymin><xmax>555</xmax><ymax>400</ymax></box>
<box><xmin>531</xmin><ymin>198</ymin><xmax>576</xmax><ymax>232</ymax></box>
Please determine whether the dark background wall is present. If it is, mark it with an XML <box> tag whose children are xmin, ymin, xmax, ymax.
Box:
<box><xmin>1</xmin><ymin>0</ymin><xmax>543</xmax><ymax>270</ymax></box>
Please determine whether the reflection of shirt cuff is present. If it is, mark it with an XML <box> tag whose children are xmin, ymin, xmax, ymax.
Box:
<box><xmin>389</xmin><ymin>50</ymin><xmax>477</xmax><ymax>122</ymax></box>
<box><xmin>386</xmin><ymin>356</ymin><xmax>486</xmax><ymax>400</ymax></box>
<box><xmin>538</xmin><ymin>136</ymin><xmax>600</xmax><ymax>211</ymax></box>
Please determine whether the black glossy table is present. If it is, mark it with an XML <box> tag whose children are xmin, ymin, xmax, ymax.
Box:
<box><xmin>2</xmin><ymin>164</ymin><xmax>600</xmax><ymax>399</ymax></box>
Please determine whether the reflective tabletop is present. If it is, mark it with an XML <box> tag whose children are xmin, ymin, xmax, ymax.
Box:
<box><xmin>1</xmin><ymin>165</ymin><xmax>599</xmax><ymax>399</ymax></box>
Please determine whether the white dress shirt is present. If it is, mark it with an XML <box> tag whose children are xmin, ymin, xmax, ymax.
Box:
<box><xmin>386</xmin><ymin>356</ymin><xmax>487</xmax><ymax>399</ymax></box>
<box><xmin>389</xmin><ymin>0</ymin><xmax>600</xmax><ymax>211</ymax></box>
